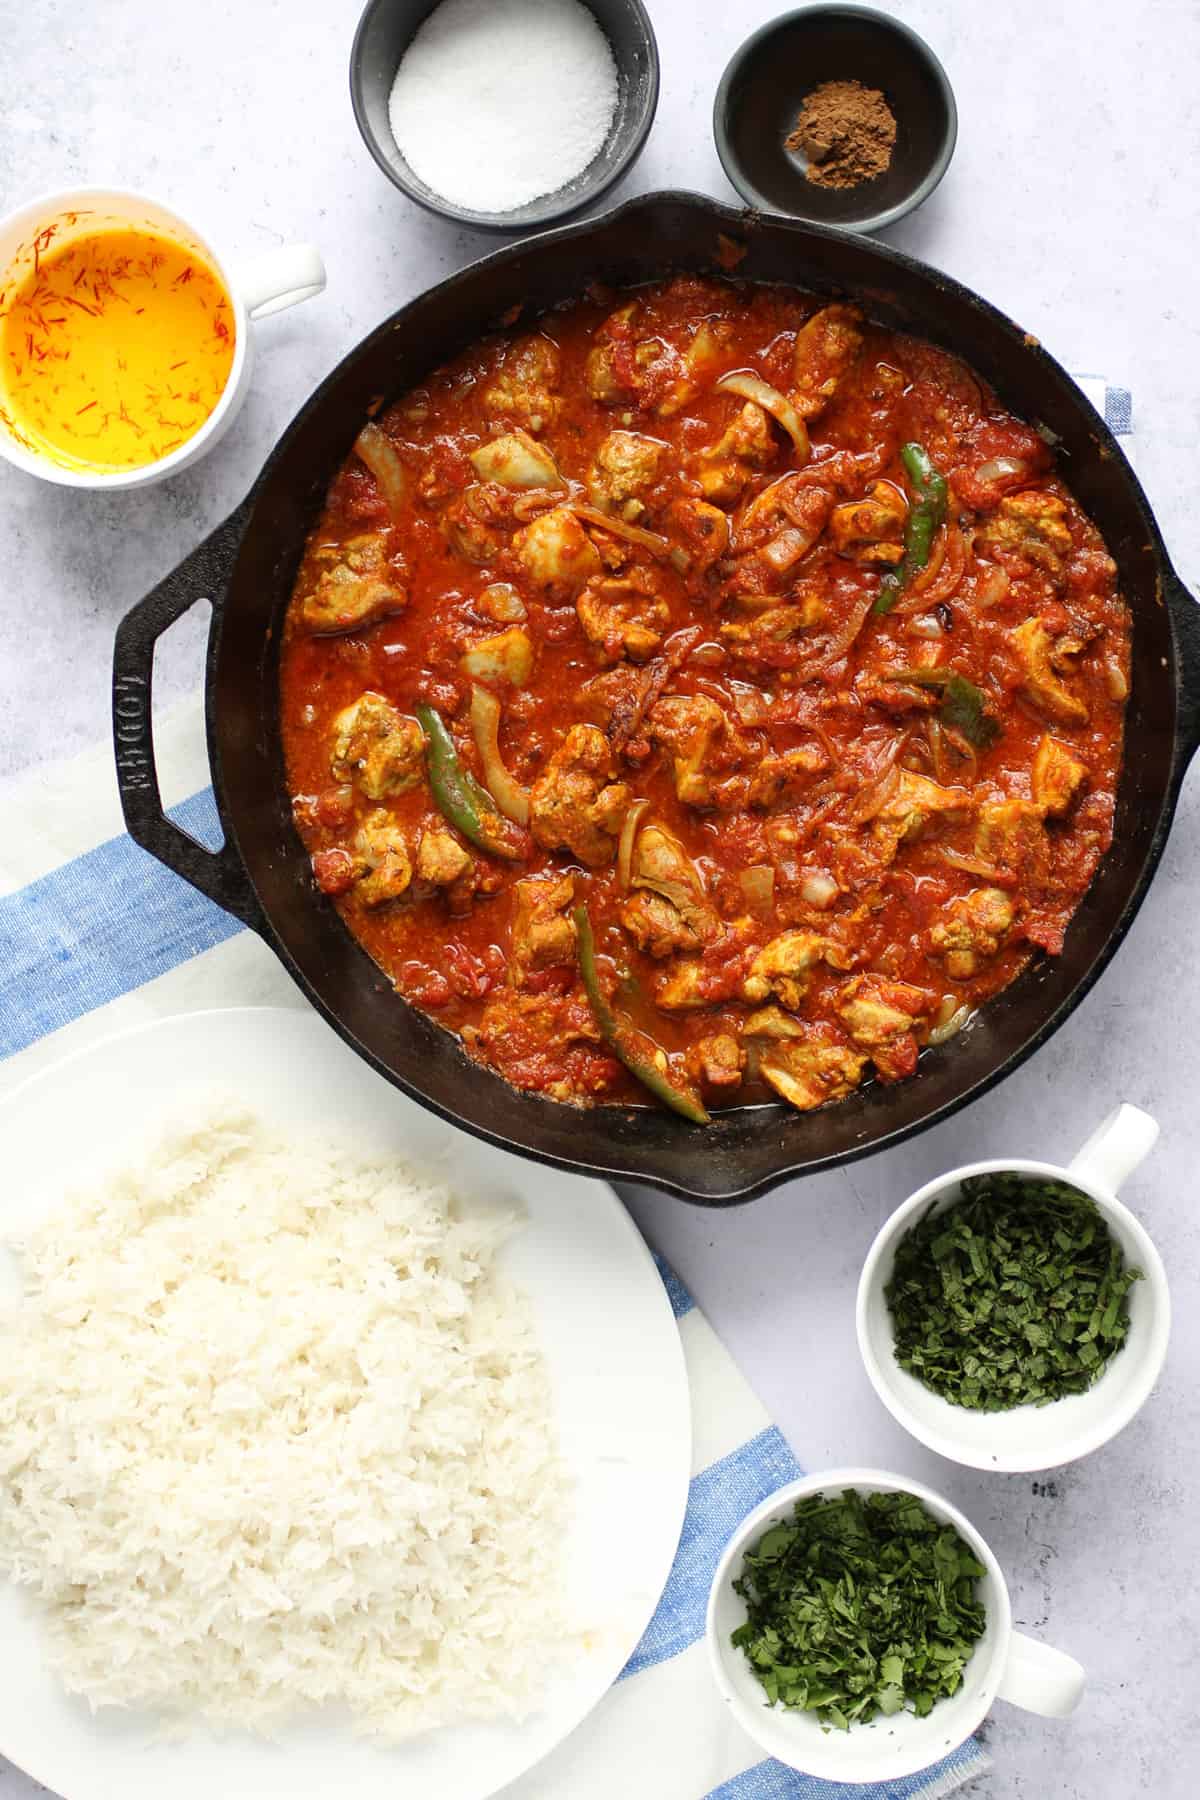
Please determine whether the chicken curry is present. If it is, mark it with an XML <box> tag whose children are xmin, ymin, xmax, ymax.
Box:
<box><xmin>280</xmin><ymin>278</ymin><xmax>1130</xmax><ymax>1122</ymax></box>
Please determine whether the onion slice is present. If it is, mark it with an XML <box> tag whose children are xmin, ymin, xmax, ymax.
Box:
<box><xmin>469</xmin><ymin>685</ymin><xmax>530</xmax><ymax>825</ymax></box>
<box><xmin>800</xmin><ymin>869</ymin><xmax>839</xmax><ymax>909</ymax></box>
<box><xmin>571</xmin><ymin>503</ymin><xmax>673</xmax><ymax>558</ymax></box>
<box><xmin>354</xmin><ymin>421</ymin><xmax>409</xmax><ymax>519</ymax></box>
<box><xmin>715</xmin><ymin>371</ymin><xmax>811</xmax><ymax>461</ymax></box>
<box><xmin>929</xmin><ymin>1001</ymin><xmax>973</xmax><ymax>1046</ymax></box>
<box><xmin>797</xmin><ymin>591</ymin><xmax>875</xmax><ymax>674</ymax></box>
<box><xmin>738</xmin><ymin>864</ymin><xmax>776</xmax><ymax>913</ymax></box>
<box><xmin>908</xmin><ymin>523</ymin><xmax>949</xmax><ymax>594</ymax></box>
<box><xmin>761</xmin><ymin>526</ymin><xmax>812</xmax><ymax>573</ymax></box>
<box><xmin>617</xmin><ymin>798</ymin><xmax>651</xmax><ymax>891</ymax></box>
<box><xmin>975</xmin><ymin>455</ymin><xmax>1027</xmax><ymax>485</ymax></box>
<box><xmin>937</xmin><ymin>847</ymin><xmax>1007</xmax><ymax>882</ymax></box>
<box><xmin>974</xmin><ymin>567</ymin><xmax>1011</xmax><ymax>609</ymax></box>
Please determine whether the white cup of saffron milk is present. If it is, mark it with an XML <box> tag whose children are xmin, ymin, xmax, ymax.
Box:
<box><xmin>856</xmin><ymin>1103</ymin><xmax>1169</xmax><ymax>1472</ymax></box>
<box><xmin>0</xmin><ymin>187</ymin><xmax>325</xmax><ymax>491</ymax></box>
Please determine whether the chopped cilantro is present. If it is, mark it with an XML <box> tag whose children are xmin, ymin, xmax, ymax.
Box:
<box><xmin>731</xmin><ymin>1489</ymin><xmax>987</xmax><ymax>1729</ymax></box>
<box><xmin>886</xmin><ymin>1173</ymin><xmax>1142</xmax><ymax>1410</ymax></box>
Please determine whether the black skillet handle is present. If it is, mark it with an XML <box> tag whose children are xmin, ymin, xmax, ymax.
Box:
<box><xmin>112</xmin><ymin>497</ymin><xmax>263</xmax><ymax>930</ymax></box>
<box><xmin>1166</xmin><ymin>567</ymin><xmax>1200</xmax><ymax>765</ymax></box>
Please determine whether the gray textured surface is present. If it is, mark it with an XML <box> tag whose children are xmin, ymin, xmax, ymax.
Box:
<box><xmin>1</xmin><ymin>0</ymin><xmax>1199</xmax><ymax>1795</ymax></box>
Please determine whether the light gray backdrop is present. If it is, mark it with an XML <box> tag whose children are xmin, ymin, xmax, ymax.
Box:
<box><xmin>1</xmin><ymin>1</ymin><xmax>1197</xmax><ymax>1793</ymax></box>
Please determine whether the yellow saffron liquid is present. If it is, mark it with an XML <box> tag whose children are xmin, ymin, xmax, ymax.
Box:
<box><xmin>0</xmin><ymin>226</ymin><xmax>236</xmax><ymax>472</ymax></box>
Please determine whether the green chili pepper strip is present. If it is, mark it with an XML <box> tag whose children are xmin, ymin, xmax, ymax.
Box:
<box><xmin>417</xmin><ymin>704</ymin><xmax>525</xmax><ymax>860</ymax></box>
<box><xmin>872</xmin><ymin>441</ymin><xmax>949</xmax><ymax>616</ymax></box>
<box><xmin>574</xmin><ymin>905</ymin><xmax>710</xmax><ymax>1125</ymax></box>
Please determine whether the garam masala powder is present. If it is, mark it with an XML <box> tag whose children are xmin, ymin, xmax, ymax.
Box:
<box><xmin>785</xmin><ymin>79</ymin><xmax>897</xmax><ymax>189</ymax></box>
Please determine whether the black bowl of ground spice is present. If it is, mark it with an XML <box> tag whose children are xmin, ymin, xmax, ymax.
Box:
<box><xmin>713</xmin><ymin>4</ymin><xmax>956</xmax><ymax>233</ymax></box>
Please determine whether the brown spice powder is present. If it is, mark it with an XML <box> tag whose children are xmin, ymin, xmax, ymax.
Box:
<box><xmin>785</xmin><ymin>79</ymin><xmax>897</xmax><ymax>190</ymax></box>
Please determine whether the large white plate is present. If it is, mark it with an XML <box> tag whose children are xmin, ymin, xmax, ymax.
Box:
<box><xmin>0</xmin><ymin>1007</ymin><xmax>691</xmax><ymax>1800</ymax></box>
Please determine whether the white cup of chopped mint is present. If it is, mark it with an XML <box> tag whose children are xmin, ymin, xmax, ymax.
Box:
<box><xmin>856</xmin><ymin>1103</ymin><xmax>1170</xmax><ymax>1472</ymax></box>
<box><xmin>705</xmin><ymin>1469</ymin><xmax>1085</xmax><ymax>1783</ymax></box>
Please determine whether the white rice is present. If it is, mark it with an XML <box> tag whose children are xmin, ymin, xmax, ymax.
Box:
<box><xmin>0</xmin><ymin>1103</ymin><xmax>568</xmax><ymax>1738</ymax></box>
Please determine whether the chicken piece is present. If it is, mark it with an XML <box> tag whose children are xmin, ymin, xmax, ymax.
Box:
<box><xmin>856</xmin><ymin>671</ymin><xmax>941</xmax><ymax>716</ymax></box>
<box><xmin>621</xmin><ymin>889</ymin><xmax>703</xmax><ymax>959</ymax></box>
<box><xmin>791</xmin><ymin>304</ymin><xmax>864</xmax><ymax>420</ymax></box>
<box><xmin>696</xmin><ymin>402</ymin><xmax>778</xmax><ymax>504</ymax></box>
<box><xmin>748</xmin><ymin>744</ymin><xmax>829</xmax><ymax>808</ymax></box>
<box><xmin>742</xmin><ymin>930</ymin><xmax>854</xmax><ymax>1010</ymax></box>
<box><xmin>629</xmin><ymin>824</ymin><xmax>720</xmax><ymax>943</ymax></box>
<box><xmin>443</xmin><ymin>484</ymin><xmax>515</xmax><ymax>565</ymax></box>
<box><xmin>354</xmin><ymin>810</ymin><xmax>412</xmax><ymax>908</ymax></box>
<box><xmin>732</xmin><ymin>478</ymin><xmax>835</xmax><ymax>590</ymax></box>
<box><xmin>1032</xmin><ymin>734</ymin><xmax>1089</xmax><ymax>815</ymax></box>
<box><xmin>758</xmin><ymin>1033</ymin><xmax>868</xmax><ymax>1112</ymax></box>
<box><xmin>828</xmin><ymin>480</ymin><xmax>908</xmax><ymax>565</ymax></box>
<box><xmin>720</xmin><ymin>600</ymin><xmax>826</xmax><ymax>648</ymax></box>
<box><xmin>461</xmin><ymin>626</ymin><xmax>535</xmax><ymax>686</ymax></box>
<box><xmin>836</xmin><ymin>975</ymin><xmax>934</xmax><ymax>1082</ymax></box>
<box><xmin>686</xmin><ymin>317</ymin><xmax>736</xmax><ymax>372</ymax></box>
<box><xmin>1012</xmin><ymin>616</ymin><xmax>1090</xmax><ymax>726</ymax></box>
<box><xmin>577</xmin><ymin>571</ymin><xmax>671</xmax><ymax>663</ymax></box>
<box><xmin>529</xmin><ymin>724</ymin><xmax>630</xmax><ymax>867</ymax></box>
<box><xmin>743</xmin><ymin>1005</ymin><xmax>803</xmax><ymax>1039</ymax></box>
<box><xmin>477</xmin><ymin>581</ymin><xmax>528</xmax><ymax>625</ymax></box>
<box><xmin>655</xmin><ymin>959</ymin><xmax>711</xmax><ymax>1010</ymax></box>
<box><xmin>298</xmin><ymin>533</ymin><xmax>407</xmax><ymax>635</ymax></box>
<box><xmin>685</xmin><ymin>1032</ymin><xmax>746</xmax><ymax>1092</ymax></box>
<box><xmin>481</xmin><ymin>335</ymin><xmax>562</xmax><ymax>432</ymax></box>
<box><xmin>651</xmin><ymin>318</ymin><xmax>742</xmax><ymax>417</ymax></box>
<box><xmin>512</xmin><ymin>506</ymin><xmax>602</xmax><ymax>597</ymax></box>
<box><xmin>415</xmin><ymin>825</ymin><xmax>472</xmax><ymax>888</ymax></box>
<box><xmin>584</xmin><ymin>304</ymin><xmax>639</xmax><ymax>405</ymax></box>
<box><xmin>329</xmin><ymin>693</ymin><xmax>425</xmax><ymax>801</ymax></box>
<box><xmin>579</xmin><ymin>662</ymin><xmax>661</xmax><ymax>749</ymax></box>
<box><xmin>469</xmin><ymin>429</ymin><xmax>563</xmax><ymax>490</ymax></box>
<box><xmin>585</xmin><ymin>342</ymin><xmax>626</xmax><ymax>405</ymax></box>
<box><xmin>978</xmin><ymin>490</ymin><xmax>1073</xmax><ymax>574</ymax></box>
<box><xmin>665</xmin><ymin>495</ymin><xmax>730</xmax><ymax>573</ymax></box>
<box><xmin>466</xmin><ymin>992</ymin><xmax>603</xmax><ymax>1103</ymax></box>
<box><xmin>928</xmin><ymin>886</ymin><xmax>1016</xmax><ymax>979</ymax></box>
<box><xmin>975</xmin><ymin>798</ymin><xmax>1048</xmax><ymax>881</ymax></box>
<box><xmin>511</xmin><ymin>872</ymin><xmax>577</xmax><ymax>975</ymax></box>
<box><xmin>649</xmin><ymin>693</ymin><xmax>742</xmax><ymax>807</ymax></box>
<box><xmin>872</xmin><ymin>770</ymin><xmax>972</xmax><ymax>862</ymax></box>
<box><xmin>740</xmin><ymin>472</ymin><xmax>829</xmax><ymax>536</ymax></box>
<box><xmin>587</xmin><ymin>430</ymin><xmax>668</xmax><ymax>518</ymax></box>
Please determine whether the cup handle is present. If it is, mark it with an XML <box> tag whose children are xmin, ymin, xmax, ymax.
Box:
<box><xmin>234</xmin><ymin>243</ymin><xmax>326</xmax><ymax>321</ymax></box>
<box><xmin>996</xmin><ymin>1630</ymin><xmax>1085</xmax><ymax>1718</ymax></box>
<box><xmin>1067</xmin><ymin>1103</ymin><xmax>1159</xmax><ymax>1196</ymax></box>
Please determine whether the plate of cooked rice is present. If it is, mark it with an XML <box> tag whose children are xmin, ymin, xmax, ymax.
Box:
<box><xmin>0</xmin><ymin>1006</ymin><xmax>691</xmax><ymax>1800</ymax></box>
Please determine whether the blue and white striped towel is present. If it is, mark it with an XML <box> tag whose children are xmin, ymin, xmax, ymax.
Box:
<box><xmin>0</xmin><ymin>381</ymin><xmax>1131</xmax><ymax>1795</ymax></box>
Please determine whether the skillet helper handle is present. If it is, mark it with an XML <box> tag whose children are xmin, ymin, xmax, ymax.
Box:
<box><xmin>1166</xmin><ymin>568</ymin><xmax>1200</xmax><ymax>759</ymax></box>
<box><xmin>112</xmin><ymin>499</ymin><xmax>263</xmax><ymax>929</ymax></box>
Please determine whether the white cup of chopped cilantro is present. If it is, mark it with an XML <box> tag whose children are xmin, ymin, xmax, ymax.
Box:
<box><xmin>706</xmin><ymin>1469</ymin><xmax>1084</xmax><ymax>1783</ymax></box>
<box><xmin>856</xmin><ymin>1104</ymin><xmax>1169</xmax><ymax>1473</ymax></box>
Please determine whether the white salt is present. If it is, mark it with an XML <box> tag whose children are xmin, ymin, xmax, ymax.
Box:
<box><xmin>387</xmin><ymin>0</ymin><xmax>619</xmax><ymax>214</ymax></box>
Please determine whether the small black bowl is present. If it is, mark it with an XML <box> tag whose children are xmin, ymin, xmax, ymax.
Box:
<box><xmin>714</xmin><ymin>3</ymin><xmax>957</xmax><ymax>234</ymax></box>
<box><xmin>350</xmin><ymin>0</ymin><xmax>660</xmax><ymax>232</ymax></box>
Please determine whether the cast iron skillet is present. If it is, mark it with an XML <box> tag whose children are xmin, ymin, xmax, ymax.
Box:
<box><xmin>112</xmin><ymin>191</ymin><xmax>1200</xmax><ymax>1205</ymax></box>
